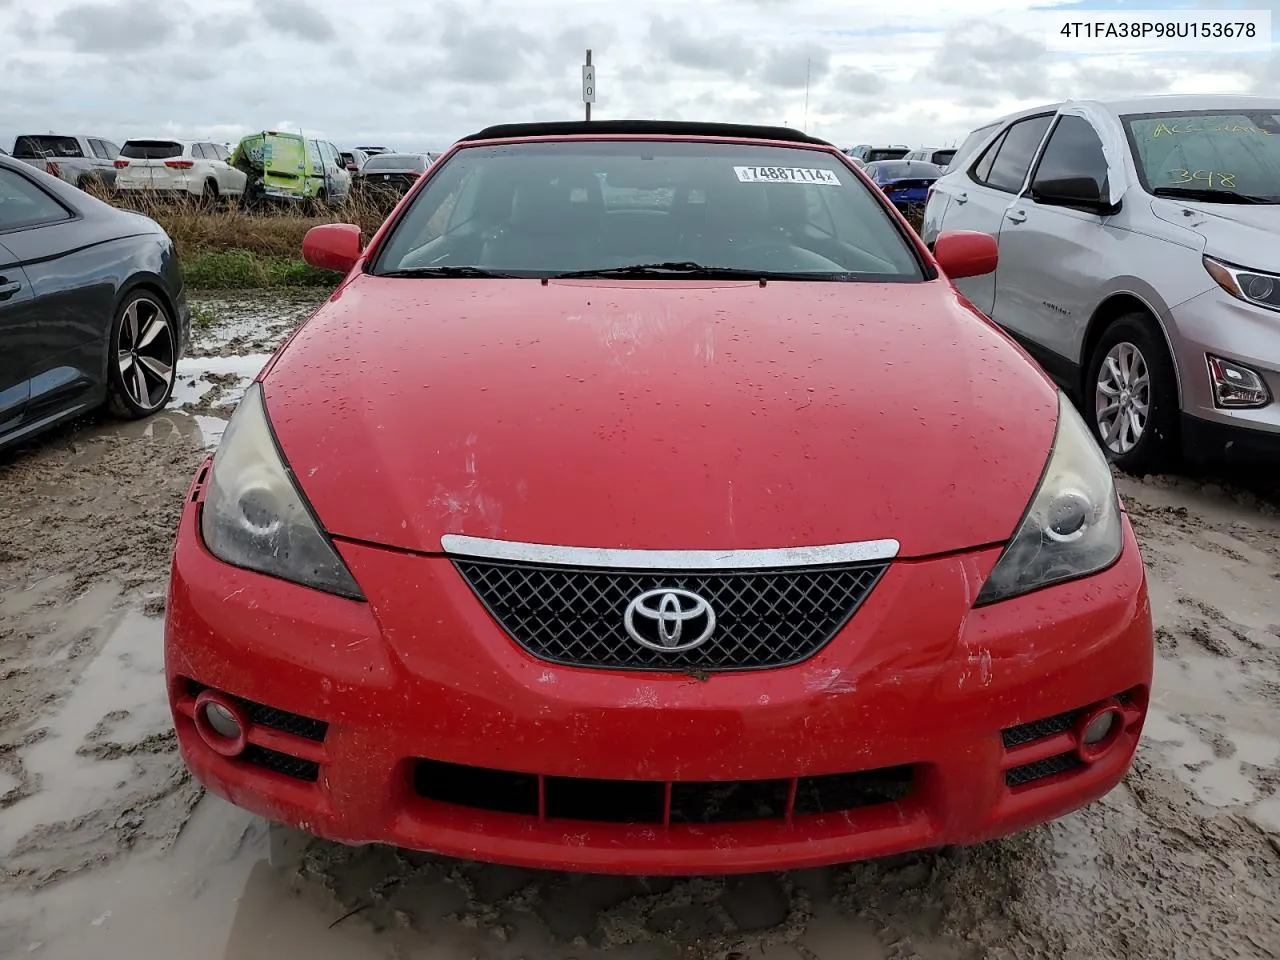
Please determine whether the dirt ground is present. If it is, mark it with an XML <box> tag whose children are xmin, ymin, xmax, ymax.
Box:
<box><xmin>1</xmin><ymin>290</ymin><xmax>1278</xmax><ymax>960</ymax></box>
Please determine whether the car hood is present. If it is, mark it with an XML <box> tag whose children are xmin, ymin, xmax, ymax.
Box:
<box><xmin>262</xmin><ymin>277</ymin><xmax>1059</xmax><ymax>559</ymax></box>
<box><xmin>1150</xmin><ymin>199</ymin><xmax>1280</xmax><ymax>270</ymax></box>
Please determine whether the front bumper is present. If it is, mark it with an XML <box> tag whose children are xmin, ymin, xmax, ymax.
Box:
<box><xmin>1165</xmin><ymin>288</ymin><xmax>1280</xmax><ymax>450</ymax></box>
<box><xmin>165</xmin><ymin>464</ymin><xmax>1153</xmax><ymax>874</ymax></box>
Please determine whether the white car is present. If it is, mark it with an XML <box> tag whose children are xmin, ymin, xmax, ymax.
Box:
<box><xmin>923</xmin><ymin>94</ymin><xmax>1280</xmax><ymax>472</ymax></box>
<box><xmin>114</xmin><ymin>139</ymin><xmax>247</xmax><ymax>202</ymax></box>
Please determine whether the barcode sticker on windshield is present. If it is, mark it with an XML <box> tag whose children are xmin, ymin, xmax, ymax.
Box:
<box><xmin>733</xmin><ymin>166</ymin><xmax>841</xmax><ymax>185</ymax></box>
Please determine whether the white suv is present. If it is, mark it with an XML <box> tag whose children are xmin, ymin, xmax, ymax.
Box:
<box><xmin>114</xmin><ymin>139</ymin><xmax>247</xmax><ymax>202</ymax></box>
<box><xmin>923</xmin><ymin>95</ymin><xmax>1280</xmax><ymax>472</ymax></box>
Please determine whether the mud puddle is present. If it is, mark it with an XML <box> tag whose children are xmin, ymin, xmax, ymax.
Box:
<box><xmin>1</xmin><ymin>290</ymin><xmax>1279</xmax><ymax>958</ymax></box>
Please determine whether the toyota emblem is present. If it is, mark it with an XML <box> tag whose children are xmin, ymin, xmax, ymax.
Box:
<box><xmin>623</xmin><ymin>588</ymin><xmax>716</xmax><ymax>652</ymax></box>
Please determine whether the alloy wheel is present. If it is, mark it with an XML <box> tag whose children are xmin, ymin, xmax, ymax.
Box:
<box><xmin>116</xmin><ymin>295</ymin><xmax>176</xmax><ymax>411</ymax></box>
<box><xmin>1094</xmin><ymin>341</ymin><xmax>1150</xmax><ymax>455</ymax></box>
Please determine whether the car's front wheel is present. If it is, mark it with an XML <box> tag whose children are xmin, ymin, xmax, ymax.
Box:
<box><xmin>1085</xmin><ymin>313</ymin><xmax>1179</xmax><ymax>475</ymax></box>
<box><xmin>106</xmin><ymin>290</ymin><xmax>178</xmax><ymax>419</ymax></box>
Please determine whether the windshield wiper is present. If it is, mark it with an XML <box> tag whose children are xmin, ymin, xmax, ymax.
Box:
<box><xmin>1152</xmin><ymin>187</ymin><xmax>1277</xmax><ymax>205</ymax></box>
<box><xmin>379</xmin><ymin>265</ymin><xmax>519</xmax><ymax>278</ymax></box>
<box><xmin>550</xmin><ymin>261</ymin><xmax>834</xmax><ymax>281</ymax></box>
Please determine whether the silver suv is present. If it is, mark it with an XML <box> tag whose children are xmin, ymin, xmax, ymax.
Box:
<box><xmin>923</xmin><ymin>95</ymin><xmax>1280</xmax><ymax>472</ymax></box>
<box><xmin>11</xmin><ymin>134</ymin><xmax>121</xmax><ymax>190</ymax></box>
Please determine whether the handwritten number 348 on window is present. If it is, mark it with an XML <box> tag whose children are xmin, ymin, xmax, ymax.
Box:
<box><xmin>1170</xmin><ymin>169</ymin><xmax>1237</xmax><ymax>189</ymax></box>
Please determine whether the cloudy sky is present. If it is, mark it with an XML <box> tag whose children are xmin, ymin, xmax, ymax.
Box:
<box><xmin>0</xmin><ymin>0</ymin><xmax>1276</xmax><ymax>153</ymax></box>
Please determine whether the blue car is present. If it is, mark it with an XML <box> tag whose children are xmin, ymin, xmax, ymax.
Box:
<box><xmin>862</xmin><ymin>159</ymin><xmax>944</xmax><ymax>212</ymax></box>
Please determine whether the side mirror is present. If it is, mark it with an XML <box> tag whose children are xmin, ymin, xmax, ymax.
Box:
<box><xmin>1031</xmin><ymin>176</ymin><xmax>1115</xmax><ymax>214</ymax></box>
<box><xmin>302</xmin><ymin>223</ymin><xmax>362</xmax><ymax>273</ymax></box>
<box><xmin>933</xmin><ymin>229</ymin><xmax>998</xmax><ymax>280</ymax></box>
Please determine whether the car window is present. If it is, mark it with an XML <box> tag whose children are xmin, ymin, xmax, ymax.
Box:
<box><xmin>89</xmin><ymin>139</ymin><xmax>114</xmax><ymax>160</ymax></box>
<box><xmin>121</xmin><ymin>140</ymin><xmax>185</xmax><ymax>160</ymax></box>
<box><xmin>374</xmin><ymin>140</ymin><xmax>925</xmax><ymax>281</ymax></box>
<box><xmin>0</xmin><ymin>167</ymin><xmax>73</xmax><ymax>231</ymax></box>
<box><xmin>971</xmin><ymin>129</ymin><xmax>1007</xmax><ymax>182</ymax></box>
<box><xmin>203</xmin><ymin>143</ymin><xmax>222</xmax><ymax>160</ymax></box>
<box><xmin>948</xmin><ymin>123</ymin><xmax>999</xmax><ymax>174</ymax></box>
<box><xmin>932</xmin><ymin>150</ymin><xmax>956</xmax><ymax>167</ymax></box>
<box><xmin>804</xmin><ymin>186</ymin><xmax>838</xmax><ymax>236</ymax></box>
<box><xmin>216</xmin><ymin>144</ymin><xmax>231</xmax><ymax>161</ymax></box>
<box><xmin>104</xmin><ymin>141</ymin><xmax>121</xmax><ymax>157</ymax></box>
<box><xmin>191</xmin><ymin>143</ymin><xmax>209</xmax><ymax>160</ymax></box>
<box><xmin>12</xmin><ymin>135</ymin><xmax>84</xmax><ymax>159</ymax></box>
<box><xmin>364</xmin><ymin>154</ymin><xmax>423</xmax><ymax>171</ymax></box>
<box><xmin>305</xmin><ymin>140</ymin><xmax>322</xmax><ymax>171</ymax></box>
<box><xmin>1122</xmin><ymin>110</ymin><xmax>1280</xmax><ymax>199</ymax></box>
<box><xmin>977</xmin><ymin>115</ymin><xmax>1053</xmax><ymax>192</ymax></box>
<box><xmin>1031</xmin><ymin>115</ymin><xmax>1110</xmax><ymax>198</ymax></box>
<box><xmin>866</xmin><ymin>148</ymin><xmax>909</xmax><ymax>162</ymax></box>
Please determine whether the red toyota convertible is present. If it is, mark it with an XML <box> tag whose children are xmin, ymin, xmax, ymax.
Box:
<box><xmin>164</xmin><ymin>120</ymin><xmax>1153</xmax><ymax>874</ymax></box>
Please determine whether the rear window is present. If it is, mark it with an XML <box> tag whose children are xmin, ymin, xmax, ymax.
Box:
<box><xmin>931</xmin><ymin>149</ymin><xmax>956</xmax><ymax>167</ymax></box>
<box><xmin>121</xmin><ymin>140</ymin><xmax>185</xmax><ymax>160</ymax></box>
<box><xmin>865</xmin><ymin>148</ymin><xmax>909</xmax><ymax>163</ymax></box>
<box><xmin>374</xmin><ymin>139</ymin><xmax>924</xmax><ymax>281</ymax></box>
<box><xmin>364</xmin><ymin>154</ymin><xmax>427</xmax><ymax>171</ymax></box>
<box><xmin>13</xmin><ymin>136</ymin><xmax>83</xmax><ymax>159</ymax></box>
<box><xmin>866</xmin><ymin>160</ymin><xmax>943</xmax><ymax>179</ymax></box>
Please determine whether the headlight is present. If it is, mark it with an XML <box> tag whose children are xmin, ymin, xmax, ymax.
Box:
<box><xmin>975</xmin><ymin>393</ymin><xmax>1123</xmax><ymax>606</ymax></box>
<box><xmin>200</xmin><ymin>382</ymin><xmax>364</xmax><ymax>600</ymax></box>
<box><xmin>1203</xmin><ymin>256</ymin><xmax>1280</xmax><ymax>313</ymax></box>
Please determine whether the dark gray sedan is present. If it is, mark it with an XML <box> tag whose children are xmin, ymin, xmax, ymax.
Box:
<box><xmin>0</xmin><ymin>154</ymin><xmax>189</xmax><ymax>454</ymax></box>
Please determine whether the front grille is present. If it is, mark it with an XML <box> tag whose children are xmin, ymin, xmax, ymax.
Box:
<box><xmin>1001</xmin><ymin>709</ymin><xmax>1082</xmax><ymax>749</ymax></box>
<box><xmin>452</xmin><ymin>560</ymin><xmax>887</xmax><ymax>671</ymax></box>
<box><xmin>413</xmin><ymin>758</ymin><xmax>914</xmax><ymax>824</ymax></box>
<box><xmin>242</xmin><ymin>744</ymin><xmax>320</xmax><ymax>782</ymax></box>
<box><xmin>1005</xmin><ymin>752</ymin><xmax>1082</xmax><ymax>788</ymax></box>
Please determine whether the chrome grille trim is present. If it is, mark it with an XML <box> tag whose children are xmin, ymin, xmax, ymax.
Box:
<box><xmin>439</xmin><ymin>534</ymin><xmax>901</xmax><ymax>570</ymax></box>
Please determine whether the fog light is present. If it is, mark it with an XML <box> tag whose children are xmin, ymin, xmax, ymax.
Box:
<box><xmin>1082</xmin><ymin>710</ymin><xmax>1117</xmax><ymax>745</ymax></box>
<box><xmin>194</xmin><ymin>691</ymin><xmax>248</xmax><ymax>757</ymax></box>
<box><xmin>1207</xmin><ymin>355</ymin><xmax>1271</xmax><ymax>409</ymax></box>
<box><xmin>204</xmin><ymin>702</ymin><xmax>241</xmax><ymax>739</ymax></box>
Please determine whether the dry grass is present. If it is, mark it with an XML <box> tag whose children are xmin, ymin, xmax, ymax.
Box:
<box><xmin>85</xmin><ymin>185</ymin><xmax>396</xmax><ymax>288</ymax></box>
<box><xmin>101</xmin><ymin>188</ymin><xmax>390</xmax><ymax>260</ymax></box>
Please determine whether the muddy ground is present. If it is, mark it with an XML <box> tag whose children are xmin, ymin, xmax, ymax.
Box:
<box><xmin>0</xmin><ymin>289</ymin><xmax>1278</xmax><ymax>960</ymax></box>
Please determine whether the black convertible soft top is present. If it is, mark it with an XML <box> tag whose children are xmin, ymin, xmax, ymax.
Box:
<box><xmin>458</xmin><ymin>120</ymin><xmax>834</xmax><ymax>147</ymax></box>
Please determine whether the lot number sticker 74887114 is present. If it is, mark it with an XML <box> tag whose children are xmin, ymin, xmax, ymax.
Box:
<box><xmin>733</xmin><ymin>166</ymin><xmax>841</xmax><ymax>185</ymax></box>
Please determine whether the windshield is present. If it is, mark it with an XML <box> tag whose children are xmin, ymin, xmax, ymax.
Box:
<box><xmin>1123</xmin><ymin>110</ymin><xmax>1280</xmax><ymax>200</ymax></box>
<box><xmin>373</xmin><ymin>140</ymin><xmax>923</xmax><ymax>281</ymax></box>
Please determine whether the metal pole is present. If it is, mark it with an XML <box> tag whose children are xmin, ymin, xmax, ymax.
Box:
<box><xmin>585</xmin><ymin>49</ymin><xmax>592</xmax><ymax>122</ymax></box>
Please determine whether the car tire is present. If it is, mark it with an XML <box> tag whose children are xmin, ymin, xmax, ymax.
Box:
<box><xmin>200</xmin><ymin>179</ymin><xmax>220</xmax><ymax>209</ymax></box>
<box><xmin>1084</xmin><ymin>312</ymin><xmax>1180</xmax><ymax>476</ymax></box>
<box><xmin>105</xmin><ymin>290</ymin><xmax>179</xmax><ymax>420</ymax></box>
